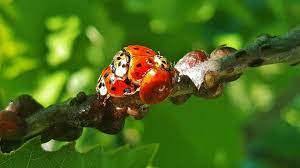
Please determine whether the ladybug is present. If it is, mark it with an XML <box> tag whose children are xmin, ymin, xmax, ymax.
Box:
<box><xmin>96</xmin><ymin>45</ymin><xmax>175</xmax><ymax>104</ymax></box>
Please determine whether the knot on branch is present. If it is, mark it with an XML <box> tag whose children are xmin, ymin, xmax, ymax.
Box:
<box><xmin>172</xmin><ymin>46</ymin><xmax>240</xmax><ymax>104</ymax></box>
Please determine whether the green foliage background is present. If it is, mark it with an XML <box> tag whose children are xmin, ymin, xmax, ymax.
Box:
<box><xmin>1</xmin><ymin>0</ymin><xmax>300</xmax><ymax>167</ymax></box>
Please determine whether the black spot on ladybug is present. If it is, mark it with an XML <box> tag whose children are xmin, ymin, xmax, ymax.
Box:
<box><xmin>104</xmin><ymin>73</ymin><xmax>109</xmax><ymax>78</ymax></box>
<box><xmin>111</xmin><ymin>87</ymin><xmax>116</xmax><ymax>91</ymax></box>
<box><xmin>147</xmin><ymin>59</ymin><xmax>153</xmax><ymax>64</ymax></box>
<box><xmin>248</xmin><ymin>58</ymin><xmax>264</xmax><ymax>67</ymax></box>
<box><xmin>117</xmin><ymin>57</ymin><xmax>121</xmax><ymax>60</ymax></box>
<box><xmin>122</xmin><ymin>64</ymin><xmax>126</xmax><ymax>68</ymax></box>
<box><xmin>146</xmin><ymin>51</ymin><xmax>151</xmax><ymax>54</ymax></box>
<box><xmin>133</xmin><ymin>47</ymin><xmax>139</xmax><ymax>50</ymax></box>
<box><xmin>125</xmin><ymin>78</ymin><xmax>131</xmax><ymax>85</ymax></box>
<box><xmin>123</xmin><ymin>88</ymin><xmax>131</xmax><ymax>93</ymax></box>
<box><xmin>134</xmin><ymin>85</ymin><xmax>139</xmax><ymax>89</ymax></box>
<box><xmin>98</xmin><ymin>82</ymin><xmax>105</xmax><ymax>88</ymax></box>
<box><xmin>136</xmin><ymin>63</ymin><xmax>142</xmax><ymax>67</ymax></box>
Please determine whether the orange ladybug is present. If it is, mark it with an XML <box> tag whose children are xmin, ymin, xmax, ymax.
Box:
<box><xmin>96</xmin><ymin>45</ymin><xmax>175</xmax><ymax>104</ymax></box>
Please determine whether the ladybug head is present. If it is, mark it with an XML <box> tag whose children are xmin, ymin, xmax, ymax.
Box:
<box><xmin>153</xmin><ymin>54</ymin><xmax>173</xmax><ymax>71</ymax></box>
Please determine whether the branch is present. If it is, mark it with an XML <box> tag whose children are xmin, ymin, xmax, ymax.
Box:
<box><xmin>1</xmin><ymin>26</ymin><xmax>300</xmax><ymax>153</ymax></box>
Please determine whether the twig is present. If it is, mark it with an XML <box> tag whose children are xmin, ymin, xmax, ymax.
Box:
<box><xmin>1</xmin><ymin>26</ymin><xmax>300</xmax><ymax>153</ymax></box>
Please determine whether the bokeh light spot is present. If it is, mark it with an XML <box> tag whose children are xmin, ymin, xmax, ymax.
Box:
<box><xmin>33</xmin><ymin>71</ymin><xmax>68</xmax><ymax>106</ymax></box>
<box><xmin>214</xmin><ymin>34</ymin><xmax>243</xmax><ymax>49</ymax></box>
<box><xmin>46</xmin><ymin>16</ymin><xmax>80</xmax><ymax>66</ymax></box>
<box><xmin>149</xmin><ymin>19</ymin><xmax>167</xmax><ymax>34</ymax></box>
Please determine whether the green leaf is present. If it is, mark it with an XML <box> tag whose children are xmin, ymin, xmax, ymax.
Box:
<box><xmin>0</xmin><ymin>138</ymin><xmax>159</xmax><ymax>168</ymax></box>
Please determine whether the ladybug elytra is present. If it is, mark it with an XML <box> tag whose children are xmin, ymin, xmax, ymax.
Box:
<box><xmin>96</xmin><ymin>45</ymin><xmax>175</xmax><ymax>104</ymax></box>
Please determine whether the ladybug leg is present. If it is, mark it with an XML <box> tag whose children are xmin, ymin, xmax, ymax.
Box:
<box><xmin>100</xmin><ymin>94</ymin><xmax>110</xmax><ymax>106</ymax></box>
<box><xmin>127</xmin><ymin>105</ymin><xmax>149</xmax><ymax>120</ymax></box>
<box><xmin>112</xmin><ymin>106</ymin><xmax>128</xmax><ymax>119</ymax></box>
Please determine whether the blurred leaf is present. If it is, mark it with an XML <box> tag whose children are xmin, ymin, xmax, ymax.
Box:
<box><xmin>0</xmin><ymin>17</ymin><xmax>27</xmax><ymax>61</ymax></box>
<box><xmin>227</xmin><ymin>79</ymin><xmax>252</xmax><ymax>114</ymax></box>
<box><xmin>282</xmin><ymin>95</ymin><xmax>300</xmax><ymax>131</ymax></box>
<box><xmin>258</xmin><ymin>64</ymin><xmax>282</xmax><ymax>78</ymax></box>
<box><xmin>3</xmin><ymin>57</ymin><xmax>37</xmax><ymax>79</ymax></box>
<box><xmin>76</xmin><ymin>128</ymin><xmax>116</xmax><ymax>153</ymax></box>
<box><xmin>149</xmin><ymin>19</ymin><xmax>167</xmax><ymax>34</ymax></box>
<box><xmin>266</xmin><ymin>0</ymin><xmax>285</xmax><ymax>20</ymax></box>
<box><xmin>249</xmin><ymin>82</ymin><xmax>274</xmax><ymax>112</ymax></box>
<box><xmin>122</xmin><ymin>118</ymin><xmax>144</xmax><ymax>145</ymax></box>
<box><xmin>0</xmin><ymin>138</ymin><xmax>159</xmax><ymax>168</ymax></box>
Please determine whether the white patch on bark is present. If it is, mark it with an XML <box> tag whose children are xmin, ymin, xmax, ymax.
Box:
<box><xmin>175</xmin><ymin>58</ymin><xmax>219</xmax><ymax>89</ymax></box>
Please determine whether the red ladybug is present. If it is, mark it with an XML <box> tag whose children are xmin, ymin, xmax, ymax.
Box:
<box><xmin>96</xmin><ymin>45</ymin><xmax>175</xmax><ymax>104</ymax></box>
<box><xmin>139</xmin><ymin>68</ymin><xmax>174</xmax><ymax>104</ymax></box>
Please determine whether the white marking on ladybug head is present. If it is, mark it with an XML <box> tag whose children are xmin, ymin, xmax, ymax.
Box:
<box><xmin>99</xmin><ymin>85</ymin><xmax>107</xmax><ymax>96</ymax></box>
<box><xmin>112</xmin><ymin>50</ymin><xmax>123</xmax><ymax>60</ymax></box>
<box><xmin>115</xmin><ymin>59</ymin><xmax>128</xmax><ymax>77</ymax></box>
<box><xmin>97</xmin><ymin>76</ymin><xmax>107</xmax><ymax>96</ymax></box>
<box><xmin>154</xmin><ymin>55</ymin><xmax>171</xmax><ymax>70</ymax></box>
<box><xmin>112</xmin><ymin>50</ymin><xmax>129</xmax><ymax>77</ymax></box>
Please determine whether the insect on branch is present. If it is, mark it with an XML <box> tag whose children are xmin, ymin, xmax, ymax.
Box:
<box><xmin>1</xmin><ymin>26</ymin><xmax>300</xmax><ymax>153</ymax></box>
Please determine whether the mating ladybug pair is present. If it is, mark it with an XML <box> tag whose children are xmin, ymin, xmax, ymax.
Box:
<box><xmin>96</xmin><ymin>45</ymin><xmax>176</xmax><ymax>104</ymax></box>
